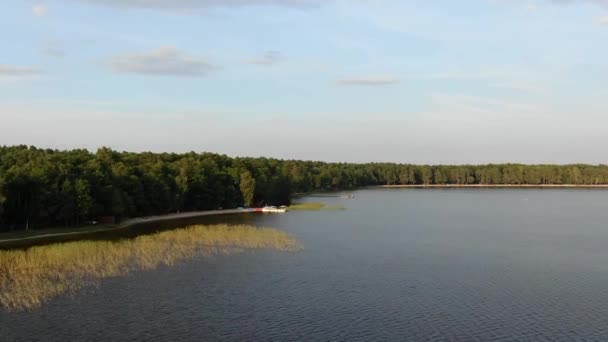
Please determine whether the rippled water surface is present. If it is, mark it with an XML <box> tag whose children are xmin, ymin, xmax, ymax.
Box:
<box><xmin>4</xmin><ymin>189</ymin><xmax>608</xmax><ymax>341</ymax></box>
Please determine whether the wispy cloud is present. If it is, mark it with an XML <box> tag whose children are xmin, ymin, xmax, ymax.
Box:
<box><xmin>487</xmin><ymin>82</ymin><xmax>545</xmax><ymax>94</ymax></box>
<box><xmin>428</xmin><ymin>72</ymin><xmax>503</xmax><ymax>81</ymax></box>
<box><xmin>430</xmin><ymin>93</ymin><xmax>541</xmax><ymax>113</ymax></box>
<box><xmin>75</xmin><ymin>0</ymin><xmax>326</xmax><ymax>11</ymax></box>
<box><xmin>548</xmin><ymin>0</ymin><xmax>608</xmax><ymax>8</ymax></box>
<box><xmin>41</xmin><ymin>39</ymin><xmax>67</xmax><ymax>57</ymax></box>
<box><xmin>422</xmin><ymin>92</ymin><xmax>550</xmax><ymax>124</ymax></box>
<box><xmin>426</xmin><ymin>69</ymin><xmax>547</xmax><ymax>94</ymax></box>
<box><xmin>337</xmin><ymin>76</ymin><xmax>400</xmax><ymax>86</ymax></box>
<box><xmin>0</xmin><ymin>65</ymin><xmax>43</xmax><ymax>77</ymax></box>
<box><xmin>505</xmin><ymin>0</ymin><xmax>608</xmax><ymax>10</ymax></box>
<box><xmin>249</xmin><ymin>51</ymin><xmax>284</xmax><ymax>66</ymax></box>
<box><xmin>526</xmin><ymin>3</ymin><xmax>538</xmax><ymax>11</ymax></box>
<box><xmin>109</xmin><ymin>47</ymin><xmax>218</xmax><ymax>77</ymax></box>
<box><xmin>600</xmin><ymin>15</ymin><xmax>608</xmax><ymax>25</ymax></box>
<box><xmin>32</xmin><ymin>5</ymin><xmax>48</xmax><ymax>17</ymax></box>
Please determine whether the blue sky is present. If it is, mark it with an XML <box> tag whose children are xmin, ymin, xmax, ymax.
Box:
<box><xmin>1</xmin><ymin>0</ymin><xmax>608</xmax><ymax>163</ymax></box>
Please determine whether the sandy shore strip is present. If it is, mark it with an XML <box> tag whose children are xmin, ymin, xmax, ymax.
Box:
<box><xmin>375</xmin><ymin>184</ymin><xmax>608</xmax><ymax>188</ymax></box>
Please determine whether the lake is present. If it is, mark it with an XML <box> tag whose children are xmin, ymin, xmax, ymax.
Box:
<box><xmin>3</xmin><ymin>189</ymin><xmax>608</xmax><ymax>341</ymax></box>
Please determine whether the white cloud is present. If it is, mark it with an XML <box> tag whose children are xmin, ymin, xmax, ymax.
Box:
<box><xmin>32</xmin><ymin>5</ymin><xmax>48</xmax><ymax>17</ymax></box>
<box><xmin>600</xmin><ymin>15</ymin><xmax>608</xmax><ymax>25</ymax></box>
<box><xmin>41</xmin><ymin>39</ymin><xmax>67</xmax><ymax>57</ymax></box>
<box><xmin>75</xmin><ymin>0</ymin><xmax>326</xmax><ymax>11</ymax></box>
<box><xmin>526</xmin><ymin>3</ymin><xmax>538</xmax><ymax>10</ymax></box>
<box><xmin>249</xmin><ymin>51</ymin><xmax>284</xmax><ymax>66</ymax></box>
<box><xmin>109</xmin><ymin>47</ymin><xmax>218</xmax><ymax>77</ymax></box>
<box><xmin>427</xmin><ymin>92</ymin><xmax>544</xmax><ymax>120</ymax></box>
<box><xmin>337</xmin><ymin>76</ymin><xmax>400</xmax><ymax>86</ymax></box>
<box><xmin>0</xmin><ymin>65</ymin><xmax>43</xmax><ymax>77</ymax></box>
<box><xmin>429</xmin><ymin>72</ymin><xmax>504</xmax><ymax>80</ymax></box>
<box><xmin>549</xmin><ymin>0</ymin><xmax>608</xmax><ymax>8</ymax></box>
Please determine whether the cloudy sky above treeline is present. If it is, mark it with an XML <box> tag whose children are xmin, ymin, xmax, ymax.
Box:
<box><xmin>2</xmin><ymin>0</ymin><xmax>608</xmax><ymax>164</ymax></box>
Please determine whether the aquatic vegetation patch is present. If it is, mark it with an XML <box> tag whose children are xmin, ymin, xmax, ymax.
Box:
<box><xmin>0</xmin><ymin>224</ymin><xmax>300</xmax><ymax>311</ymax></box>
<box><xmin>288</xmin><ymin>202</ymin><xmax>346</xmax><ymax>211</ymax></box>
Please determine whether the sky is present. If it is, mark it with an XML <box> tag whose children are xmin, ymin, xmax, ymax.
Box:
<box><xmin>1</xmin><ymin>0</ymin><xmax>608</xmax><ymax>164</ymax></box>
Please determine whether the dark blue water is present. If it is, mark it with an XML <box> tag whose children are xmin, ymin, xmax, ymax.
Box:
<box><xmin>3</xmin><ymin>189</ymin><xmax>608</xmax><ymax>341</ymax></box>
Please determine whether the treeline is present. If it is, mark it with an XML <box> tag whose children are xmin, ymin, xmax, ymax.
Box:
<box><xmin>1</xmin><ymin>145</ymin><xmax>608</xmax><ymax>230</ymax></box>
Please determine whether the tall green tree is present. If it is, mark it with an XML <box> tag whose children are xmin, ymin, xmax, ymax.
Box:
<box><xmin>75</xmin><ymin>179</ymin><xmax>93</xmax><ymax>224</ymax></box>
<box><xmin>0</xmin><ymin>177</ymin><xmax>5</xmax><ymax>217</ymax></box>
<box><xmin>239</xmin><ymin>171</ymin><xmax>255</xmax><ymax>207</ymax></box>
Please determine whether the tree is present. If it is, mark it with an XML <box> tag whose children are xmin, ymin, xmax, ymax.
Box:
<box><xmin>111</xmin><ymin>188</ymin><xmax>126</xmax><ymax>218</ymax></box>
<box><xmin>174</xmin><ymin>167</ymin><xmax>189</xmax><ymax>212</ymax></box>
<box><xmin>239</xmin><ymin>171</ymin><xmax>255</xmax><ymax>207</ymax></box>
<box><xmin>58</xmin><ymin>179</ymin><xmax>76</xmax><ymax>226</ymax></box>
<box><xmin>75</xmin><ymin>179</ymin><xmax>93</xmax><ymax>224</ymax></box>
<box><xmin>2</xmin><ymin>145</ymin><xmax>608</xmax><ymax>231</ymax></box>
<box><xmin>0</xmin><ymin>177</ymin><xmax>5</xmax><ymax>217</ymax></box>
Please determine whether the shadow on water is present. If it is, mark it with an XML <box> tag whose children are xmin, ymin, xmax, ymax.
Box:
<box><xmin>0</xmin><ymin>213</ymin><xmax>261</xmax><ymax>250</ymax></box>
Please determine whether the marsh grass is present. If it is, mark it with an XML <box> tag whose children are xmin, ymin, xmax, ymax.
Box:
<box><xmin>0</xmin><ymin>224</ymin><xmax>300</xmax><ymax>311</ymax></box>
<box><xmin>289</xmin><ymin>202</ymin><xmax>346</xmax><ymax>211</ymax></box>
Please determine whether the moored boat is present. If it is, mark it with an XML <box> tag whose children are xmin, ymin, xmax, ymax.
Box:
<box><xmin>261</xmin><ymin>206</ymin><xmax>288</xmax><ymax>213</ymax></box>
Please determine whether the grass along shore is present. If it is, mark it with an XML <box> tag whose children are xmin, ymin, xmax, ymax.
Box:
<box><xmin>288</xmin><ymin>202</ymin><xmax>346</xmax><ymax>211</ymax></box>
<box><xmin>0</xmin><ymin>224</ymin><xmax>300</xmax><ymax>311</ymax></box>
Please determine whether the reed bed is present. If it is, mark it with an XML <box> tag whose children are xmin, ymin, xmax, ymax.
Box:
<box><xmin>0</xmin><ymin>224</ymin><xmax>300</xmax><ymax>311</ymax></box>
<box><xmin>289</xmin><ymin>202</ymin><xmax>346</xmax><ymax>211</ymax></box>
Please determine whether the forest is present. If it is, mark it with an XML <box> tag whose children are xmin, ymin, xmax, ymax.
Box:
<box><xmin>1</xmin><ymin>145</ymin><xmax>608</xmax><ymax>230</ymax></box>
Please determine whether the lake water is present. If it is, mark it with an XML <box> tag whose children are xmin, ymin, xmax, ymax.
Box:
<box><xmin>3</xmin><ymin>189</ymin><xmax>608</xmax><ymax>341</ymax></box>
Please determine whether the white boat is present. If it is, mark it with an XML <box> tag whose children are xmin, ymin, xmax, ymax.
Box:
<box><xmin>261</xmin><ymin>206</ymin><xmax>288</xmax><ymax>213</ymax></box>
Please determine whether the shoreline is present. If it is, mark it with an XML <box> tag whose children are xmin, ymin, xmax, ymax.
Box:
<box><xmin>118</xmin><ymin>208</ymin><xmax>256</xmax><ymax>227</ymax></box>
<box><xmin>374</xmin><ymin>184</ymin><xmax>608</xmax><ymax>189</ymax></box>
<box><xmin>3</xmin><ymin>184</ymin><xmax>606</xmax><ymax>247</ymax></box>
<box><xmin>0</xmin><ymin>208</ymin><xmax>256</xmax><ymax>248</ymax></box>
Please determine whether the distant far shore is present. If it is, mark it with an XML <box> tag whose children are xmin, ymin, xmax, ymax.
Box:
<box><xmin>375</xmin><ymin>184</ymin><xmax>608</xmax><ymax>189</ymax></box>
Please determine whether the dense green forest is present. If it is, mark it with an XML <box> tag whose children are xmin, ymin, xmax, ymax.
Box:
<box><xmin>1</xmin><ymin>145</ymin><xmax>608</xmax><ymax>230</ymax></box>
